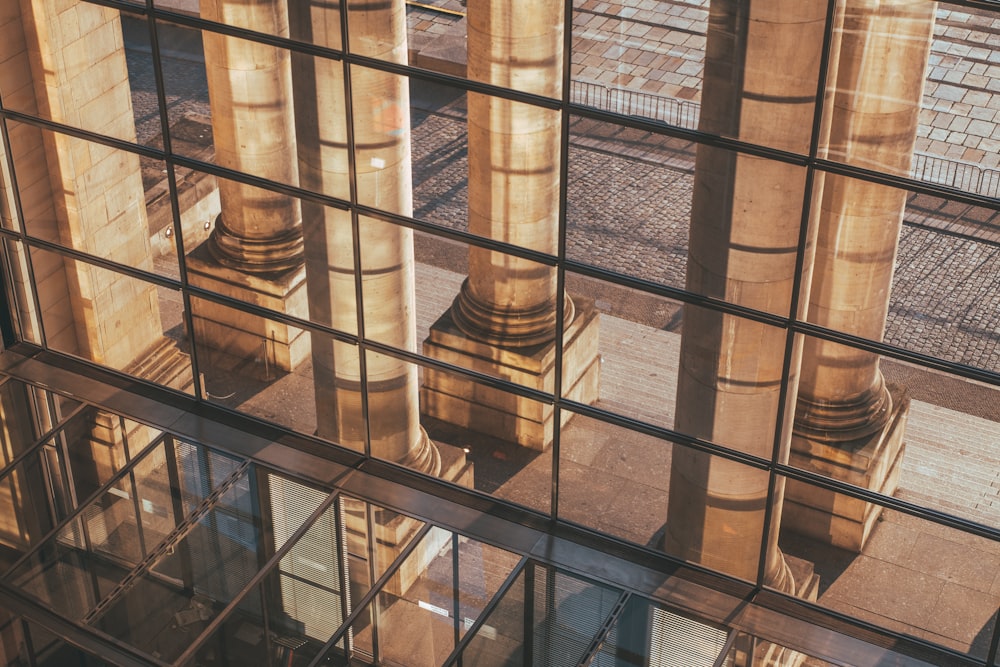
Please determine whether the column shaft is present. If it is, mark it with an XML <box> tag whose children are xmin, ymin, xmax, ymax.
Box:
<box><xmin>454</xmin><ymin>0</ymin><xmax>566</xmax><ymax>347</ymax></box>
<box><xmin>668</xmin><ymin>0</ymin><xmax>826</xmax><ymax>588</ymax></box>
<box><xmin>201</xmin><ymin>0</ymin><xmax>302</xmax><ymax>272</ymax></box>
<box><xmin>293</xmin><ymin>0</ymin><xmax>437</xmax><ymax>473</ymax></box>
<box><xmin>7</xmin><ymin>0</ymin><xmax>171</xmax><ymax>373</ymax></box>
<box><xmin>421</xmin><ymin>0</ymin><xmax>601</xmax><ymax>451</ymax></box>
<box><xmin>796</xmin><ymin>0</ymin><xmax>935</xmax><ymax>439</ymax></box>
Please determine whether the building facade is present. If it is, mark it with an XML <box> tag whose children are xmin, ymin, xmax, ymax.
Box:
<box><xmin>0</xmin><ymin>0</ymin><xmax>999</xmax><ymax>665</ymax></box>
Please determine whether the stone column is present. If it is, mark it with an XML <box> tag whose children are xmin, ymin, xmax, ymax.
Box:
<box><xmin>421</xmin><ymin>0</ymin><xmax>600</xmax><ymax>450</ymax></box>
<box><xmin>785</xmin><ymin>0</ymin><xmax>935</xmax><ymax>552</ymax></box>
<box><xmin>289</xmin><ymin>2</ymin><xmax>470</xmax><ymax>596</ymax></box>
<box><xmin>667</xmin><ymin>0</ymin><xmax>826</xmax><ymax>604</ymax></box>
<box><xmin>186</xmin><ymin>0</ymin><xmax>308</xmax><ymax>373</ymax></box>
<box><xmin>289</xmin><ymin>0</ymin><xmax>451</xmax><ymax>476</ymax></box>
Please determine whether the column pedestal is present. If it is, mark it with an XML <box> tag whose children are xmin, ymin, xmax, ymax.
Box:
<box><xmin>186</xmin><ymin>240</ymin><xmax>309</xmax><ymax>374</ymax></box>
<box><xmin>421</xmin><ymin>297</ymin><xmax>600</xmax><ymax>451</ymax></box>
<box><xmin>783</xmin><ymin>385</ymin><xmax>910</xmax><ymax>551</ymax></box>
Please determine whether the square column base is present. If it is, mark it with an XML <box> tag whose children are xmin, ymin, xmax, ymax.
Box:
<box><xmin>782</xmin><ymin>385</ymin><xmax>910</xmax><ymax>552</ymax></box>
<box><xmin>420</xmin><ymin>297</ymin><xmax>601</xmax><ymax>451</ymax></box>
<box><xmin>186</xmin><ymin>241</ymin><xmax>309</xmax><ymax>373</ymax></box>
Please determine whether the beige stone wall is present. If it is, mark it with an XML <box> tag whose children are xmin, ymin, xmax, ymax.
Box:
<box><xmin>4</xmin><ymin>0</ymin><xmax>162</xmax><ymax>369</ymax></box>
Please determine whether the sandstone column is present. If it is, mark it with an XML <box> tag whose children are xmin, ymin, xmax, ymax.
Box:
<box><xmin>421</xmin><ymin>0</ymin><xmax>600</xmax><ymax>450</ymax></box>
<box><xmin>186</xmin><ymin>0</ymin><xmax>308</xmax><ymax>373</ymax></box>
<box><xmin>289</xmin><ymin>0</ymin><xmax>447</xmax><ymax>475</ymax></box>
<box><xmin>785</xmin><ymin>0</ymin><xmax>935</xmax><ymax>551</ymax></box>
<box><xmin>667</xmin><ymin>0</ymin><xmax>826</xmax><ymax>603</ymax></box>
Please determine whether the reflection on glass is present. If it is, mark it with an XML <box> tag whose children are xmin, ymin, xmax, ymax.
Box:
<box><xmin>4</xmin><ymin>6</ymin><xmax>143</xmax><ymax>144</ymax></box>
<box><xmin>0</xmin><ymin>238</ymin><xmax>42</xmax><ymax>345</ymax></box>
<box><xmin>790</xmin><ymin>334</ymin><xmax>1000</xmax><ymax>537</ymax></box>
<box><xmin>84</xmin><ymin>475</ymin><xmax>142</xmax><ymax>567</ymax></box>
<box><xmin>891</xmin><ymin>192</ymin><xmax>1000</xmax><ymax>372</ymax></box>
<box><xmin>11</xmin><ymin>122</ymin><xmax>177</xmax><ymax>280</ymax></box>
<box><xmin>0</xmin><ymin>442</ymin><xmax>58</xmax><ymax>557</ymax></box>
<box><xmin>779</xmin><ymin>478</ymin><xmax>1000</xmax><ymax>662</ymax></box>
<box><xmin>724</xmin><ymin>631</ymin><xmax>822</xmax><ymax>667</ymax></box>
<box><xmin>590</xmin><ymin>596</ymin><xmax>728</xmax><ymax>667</ymax></box>
<box><xmin>8</xmin><ymin>517</ymin><xmax>97</xmax><ymax>620</ymax></box>
<box><xmin>453</xmin><ymin>564</ymin><xmax>525</xmax><ymax>666</ymax></box>
<box><xmin>564</xmin><ymin>272</ymin><xmax>681</xmax><ymax>429</ymax></box>
<box><xmin>530</xmin><ymin>565</ymin><xmax>622</xmax><ymax>666</ymax></box>
<box><xmin>419</xmin><ymin>361</ymin><xmax>552</xmax><ymax>514</ymax></box>
<box><xmin>361</xmin><ymin>348</ymin><xmax>431</xmax><ymax>473</ymax></box>
<box><xmin>822</xmin><ymin>0</ymin><xmax>935</xmax><ymax>175</ymax></box>
<box><xmin>97</xmin><ymin>469</ymin><xmax>258</xmax><ymax>661</ymax></box>
<box><xmin>24</xmin><ymin>618</ymin><xmax>113</xmax><ymax>667</ymax></box>
<box><xmin>665</xmin><ymin>442</ymin><xmax>769</xmax><ymax>583</ymax></box>
<box><xmin>154</xmin><ymin>19</ymin><xmax>213</xmax><ymax>158</ymax></box>
<box><xmin>410</xmin><ymin>84</ymin><xmax>469</xmax><ymax>234</ymax></box>
<box><xmin>62</xmin><ymin>408</ymin><xmax>129</xmax><ymax>502</ymax></box>
<box><xmin>321</xmin><ymin>526</ymin><xmax>456</xmax><ymax>666</ymax></box>
<box><xmin>914</xmin><ymin>4</ymin><xmax>1000</xmax><ymax>195</ymax></box>
<box><xmin>0</xmin><ymin>380</ymin><xmax>42</xmax><ymax>465</ymax></box>
<box><xmin>570</xmin><ymin>2</ymin><xmax>706</xmax><ymax>129</ymax></box>
<box><xmin>131</xmin><ymin>441</ymin><xmax>174</xmax><ymax>548</ymax></box>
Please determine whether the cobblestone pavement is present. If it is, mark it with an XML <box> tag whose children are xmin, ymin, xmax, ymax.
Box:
<box><xmin>123</xmin><ymin>8</ymin><xmax>1000</xmax><ymax>375</ymax></box>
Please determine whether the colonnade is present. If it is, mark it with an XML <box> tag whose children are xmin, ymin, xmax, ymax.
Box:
<box><xmin>2</xmin><ymin>0</ymin><xmax>937</xmax><ymax>635</ymax></box>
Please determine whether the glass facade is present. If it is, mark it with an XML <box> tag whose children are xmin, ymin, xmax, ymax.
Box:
<box><xmin>0</xmin><ymin>0</ymin><xmax>998</xmax><ymax>665</ymax></box>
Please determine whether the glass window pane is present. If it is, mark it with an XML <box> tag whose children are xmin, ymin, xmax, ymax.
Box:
<box><xmin>416</xmin><ymin>355</ymin><xmax>553</xmax><ymax>514</ymax></box>
<box><xmin>907</xmin><ymin>4</ymin><xmax>999</xmax><ymax>197</ymax></box>
<box><xmin>0</xmin><ymin>443</ymin><xmax>57</xmax><ymax>557</ymax></box>
<box><xmin>559</xmin><ymin>412</ymin><xmax>669</xmax><ymax>547</ymax></box>
<box><xmin>191</xmin><ymin>296</ymin><xmax>317</xmax><ymax>437</ymax></box>
<box><xmin>590</xmin><ymin>596</ymin><xmax>729</xmax><ymax>667</ymax></box>
<box><xmin>31</xmin><ymin>248</ymin><xmax>194</xmax><ymax>392</ymax></box>
<box><xmin>411</xmin><ymin>82</ymin><xmax>468</xmax><ymax>234</ymax></box>
<box><xmin>5</xmin><ymin>7</ymin><xmax>146</xmax><ymax>144</ymax></box>
<box><xmin>790</xmin><ymin>336</ymin><xmax>1000</xmax><ymax>534</ymax></box>
<box><xmin>61</xmin><ymin>408</ymin><xmax>129</xmax><ymax>502</ymax></box>
<box><xmin>1</xmin><ymin>238</ymin><xmax>42</xmax><ymax>345</ymax></box>
<box><xmin>665</xmin><ymin>442</ymin><xmax>769</xmax><ymax>582</ymax></box>
<box><xmin>566</xmin><ymin>118</ymin><xmax>691</xmax><ymax>290</ymax></box>
<box><xmin>9</xmin><ymin>123</ymin><xmax>178</xmax><ymax>280</ymax></box>
<box><xmin>7</xmin><ymin>517</ymin><xmax>98</xmax><ymax>620</ymax></box>
<box><xmin>154</xmin><ymin>19</ymin><xmax>213</xmax><ymax>154</ymax></box>
<box><xmin>564</xmin><ymin>273</ymin><xmax>681</xmax><ymax>430</ymax></box>
<box><xmin>570</xmin><ymin>5</ymin><xmax>706</xmax><ymax>130</ymax></box>
<box><xmin>454</xmin><ymin>564</ymin><xmax>525</xmax><ymax>667</ymax></box>
<box><xmin>530</xmin><ymin>566</ymin><xmax>622</xmax><ymax>666</ymax></box>
<box><xmin>779</xmin><ymin>478</ymin><xmax>1000</xmax><ymax>662</ymax></box>
<box><xmin>320</xmin><ymin>526</ymin><xmax>456</xmax><ymax>666</ymax></box>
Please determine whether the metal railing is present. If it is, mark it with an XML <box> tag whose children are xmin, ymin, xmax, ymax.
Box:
<box><xmin>570</xmin><ymin>79</ymin><xmax>1000</xmax><ymax>200</ymax></box>
<box><xmin>570</xmin><ymin>80</ymin><xmax>700</xmax><ymax>130</ymax></box>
